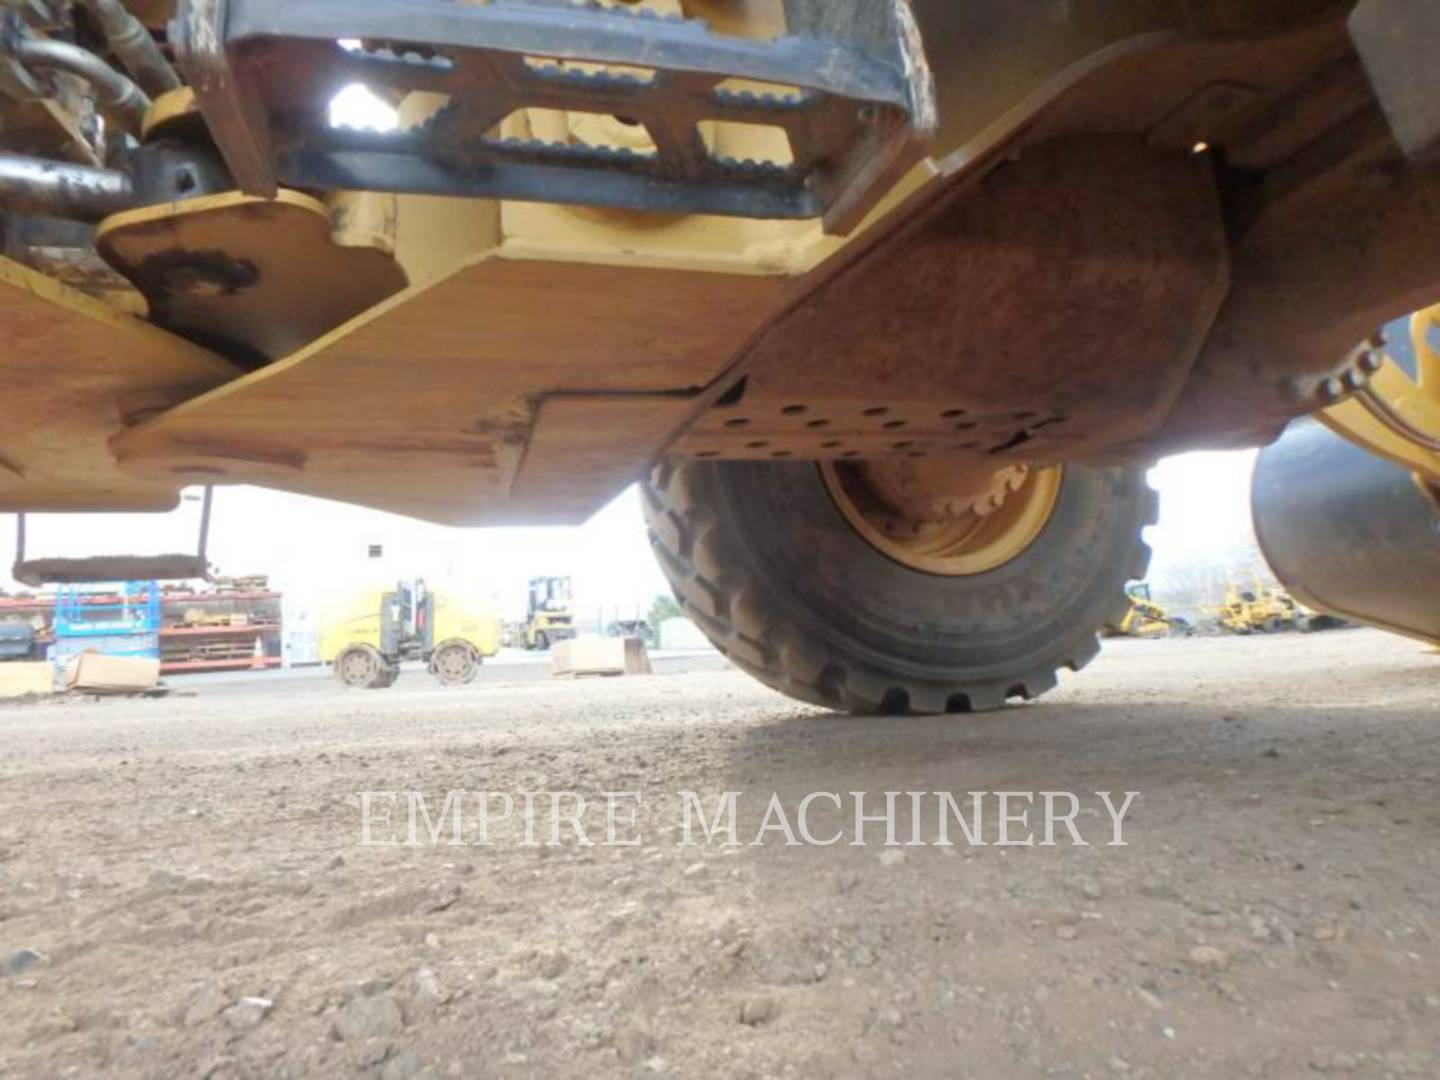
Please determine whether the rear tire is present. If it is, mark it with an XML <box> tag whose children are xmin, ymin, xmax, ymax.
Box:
<box><xmin>334</xmin><ymin>644</ymin><xmax>391</xmax><ymax>690</ymax></box>
<box><xmin>642</xmin><ymin>459</ymin><xmax>1157</xmax><ymax>715</ymax></box>
<box><xmin>430</xmin><ymin>640</ymin><xmax>480</xmax><ymax>686</ymax></box>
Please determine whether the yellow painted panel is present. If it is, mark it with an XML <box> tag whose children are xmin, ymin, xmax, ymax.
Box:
<box><xmin>113</xmin><ymin>247</ymin><xmax>788</xmax><ymax>525</ymax></box>
<box><xmin>0</xmin><ymin>257</ymin><xmax>239</xmax><ymax>512</ymax></box>
<box><xmin>432</xmin><ymin>588</ymin><xmax>502</xmax><ymax>657</ymax></box>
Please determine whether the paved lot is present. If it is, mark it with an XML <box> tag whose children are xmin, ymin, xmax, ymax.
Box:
<box><xmin>0</xmin><ymin>629</ymin><xmax>1437</xmax><ymax>1078</ymax></box>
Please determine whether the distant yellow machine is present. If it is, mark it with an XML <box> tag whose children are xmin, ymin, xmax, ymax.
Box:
<box><xmin>518</xmin><ymin>576</ymin><xmax>577</xmax><ymax>651</ymax></box>
<box><xmin>1105</xmin><ymin>584</ymin><xmax>1189</xmax><ymax>639</ymax></box>
<box><xmin>321</xmin><ymin>579</ymin><xmax>500</xmax><ymax>689</ymax></box>
<box><xmin>1217</xmin><ymin>580</ymin><xmax>1298</xmax><ymax>636</ymax></box>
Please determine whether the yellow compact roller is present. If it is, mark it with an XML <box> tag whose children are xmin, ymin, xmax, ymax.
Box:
<box><xmin>320</xmin><ymin>579</ymin><xmax>500</xmax><ymax>689</ymax></box>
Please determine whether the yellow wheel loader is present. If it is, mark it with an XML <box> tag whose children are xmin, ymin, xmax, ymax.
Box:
<box><xmin>321</xmin><ymin>580</ymin><xmax>501</xmax><ymax>689</ymax></box>
<box><xmin>1105</xmin><ymin>584</ymin><xmax>1190</xmax><ymax>640</ymax></box>
<box><xmin>1215</xmin><ymin>580</ymin><xmax>1300</xmax><ymax>636</ymax></box>
<box><xmin>1</xmin><ymin>0</ymin><xmax>1438</xmax><ymax>714</ymax></box>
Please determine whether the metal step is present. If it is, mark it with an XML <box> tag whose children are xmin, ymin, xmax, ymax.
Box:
<box><xmin>173</xmin><ymin>0</ymin><xmax>936</xmax><ymax>233</ymax></box>
<box><xmin>11</xmin><ymin>489</ymin><xmax>214</xmax><ymax>586</ymax></box>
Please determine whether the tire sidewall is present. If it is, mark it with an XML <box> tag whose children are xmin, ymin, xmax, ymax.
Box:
<box><xmin>706</xmin><ymin>460</ymin><xmax>1148</xmax><ymax>684</ymax></box>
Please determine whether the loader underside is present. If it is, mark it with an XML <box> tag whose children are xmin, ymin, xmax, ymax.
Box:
<box><xmin>0</xmin><ymin>0</ymin><xmax>1434</xmax><ymax>532</ymax></box>
<box><xmin>3</xmin><ymin>0</ymin><xmax>1438</xmax><ymax>711</ymax></box>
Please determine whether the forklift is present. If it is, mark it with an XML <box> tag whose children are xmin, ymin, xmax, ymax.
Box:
<box><xmin>520</xmin><ymin>576</ymin><xmax>576</xmax><ymax>651</ymax></box>
<box><xmin>322</xmin><ymin>579</ymin><xmax>501</xmax><ymax>689</ymax></box>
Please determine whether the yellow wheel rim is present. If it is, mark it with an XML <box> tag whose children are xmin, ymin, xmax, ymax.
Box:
<box><xmin>1361</xmin><ymin>306</ymin><xmax>1440</xmax><ymax>448</ymax></box>
<box><xmin>1320</xmin><ymin>304</ymin><xmax>1440</xmax><ymax>483</ymax></box>
<box><xmin>822</xmin><ymin>462</ymin><xmax>1063</xmax><ymax>577</ymax></box>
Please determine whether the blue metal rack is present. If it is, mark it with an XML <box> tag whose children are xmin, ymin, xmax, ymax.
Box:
<box><xmin>50</xmin><ymin>581</ymin><xmax>161</xmax><ymax>661</ymax></box>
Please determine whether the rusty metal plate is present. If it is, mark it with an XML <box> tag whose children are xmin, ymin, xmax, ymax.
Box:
<box><xmin>676</xmin><ymin>399</ymin><xmax>1067</xmax><ymax>463</ymax></box>
<box><xmin>673</xmin><ymin>137</ymin><xmax>1229</xmax><ymax>465</ymax></box>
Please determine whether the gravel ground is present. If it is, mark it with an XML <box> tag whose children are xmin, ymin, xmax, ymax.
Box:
<box><xmin>0</xmin><ymin>629</ymin><xmax>1437</xmax><ymax>1079</ymax></box>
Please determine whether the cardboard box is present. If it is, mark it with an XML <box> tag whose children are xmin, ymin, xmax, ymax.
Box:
<box><xmin>0</xmin><ymin>661</ymin><xmax>54</xmax><ymax>699</ymax></box>
<box><xmin>64</xmin><ymin>653</ymin><xmax>161</xmax><ymax>693</ymax></box>
<box><xmin>550</xmin><ymin>636</ymin><xmax>652</xmax><ymax>679</ymax></box>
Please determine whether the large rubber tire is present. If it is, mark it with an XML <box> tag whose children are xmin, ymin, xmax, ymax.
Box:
<box><xmin>430</xmin><ymin>641</ymin><xmax>480</xmax><ymax>686</ymax></box>
<box><xmin>642</xmin><ymin>459</ymin><xmax>1157</xmax><ymax>714</ymax></box>
<box><xmin>334</xmin><ymin>644</ymin><xmax>392</xmax><ymax>690</ymax></box>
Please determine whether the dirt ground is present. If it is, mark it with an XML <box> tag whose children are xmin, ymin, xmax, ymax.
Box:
<box><xmin>1</xmin><ymin>629</ymin><xmax>1437</xmax><ymax>1079</ymax></box>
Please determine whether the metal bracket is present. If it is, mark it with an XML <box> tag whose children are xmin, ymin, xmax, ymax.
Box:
<box><xmin>172</xmin><ymin>0</ymin><xmax>935</xmax><ymax>233</ymax></box>
<box><xmin>11</xmin><ymin>486</ymin><xmax>215</xmax><ymax>586</ymax></box>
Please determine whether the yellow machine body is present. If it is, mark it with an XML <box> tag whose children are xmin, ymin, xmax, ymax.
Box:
<box><xmin>432</xmin><ymin>587</ymin><xmax>503</xmax><ymax>661</ymax></box>
<box><xmin>318</xmin><ymin>583</ymin><xmax>392</xmax><ymax>665</ymax></box>
<box><xmin>1217</xmin><ymin>581</ymin><xmax>1299</xmax><ymax>636</ymax></box>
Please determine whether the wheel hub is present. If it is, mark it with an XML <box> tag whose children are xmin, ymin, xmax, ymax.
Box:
<box><xmin>337</xmin><ymin>646</ymin><xmax>380</xmax><ymax>687</ymax></box>
<box><xmin>433</xmin><ymin>644</ymin><xmax>473</xmax><ymax>683</ymax></box>
<box><xmin>821</xmin><ymin>457</ymin><xmax>1062</xmax><ymax>576</ymax></box>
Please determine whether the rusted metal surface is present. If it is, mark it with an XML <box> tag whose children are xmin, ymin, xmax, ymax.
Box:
<box><xmin>672</xmin><ymin>4</ymin><xmax>1434</xmax><ymax>470</ymax></box>
<box><xmin>1138</xmin><ymin>108</ymin><xmax>1440</xmax><ymax>455</ymax></box>
<box><xmin>673</xmin><ymin>137</ymin><xmax>1230</xmax><ymax>466</ymax></box>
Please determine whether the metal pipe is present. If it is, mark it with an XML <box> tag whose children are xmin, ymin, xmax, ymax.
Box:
<box><xmin>75</xmin><ymin>0</ymin><xmax>180</xmax><ymax>97</ymax></box>
<box><xmin>196</xmin><ymin>485</ymin><xmax>213</xmax><ymax>566</ymax></box>
<box><xmin>0</xmin><ymin>151</ymin><xmax>136</xmax><ymax>219</ymax></box>
<box><xmin>14</xmin><ymin>37</ymin><xmax>150</xmax><ymax>134</ymax></box>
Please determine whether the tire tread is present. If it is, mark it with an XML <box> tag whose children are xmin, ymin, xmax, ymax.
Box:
<box><xmin>643</xmin><ymin>461</ymin><xmax>1156</xmax><ymax>715</ymax></box>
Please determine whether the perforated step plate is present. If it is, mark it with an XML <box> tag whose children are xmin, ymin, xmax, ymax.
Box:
<box><xmin>173</xmin><ymin>0</ymin><xmax>935</xmax><ymax>233</ymax></box>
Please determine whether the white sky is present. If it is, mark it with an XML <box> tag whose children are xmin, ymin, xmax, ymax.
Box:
<box><xmin>2</xmin><ymin>453</ymin><xmax>1260</xmax><ymax>622</ymax></box>
<box><xmin>1144</xmin><ymin>449</ymin><xmax>1261</xmax><ymax>587</ymax></box>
